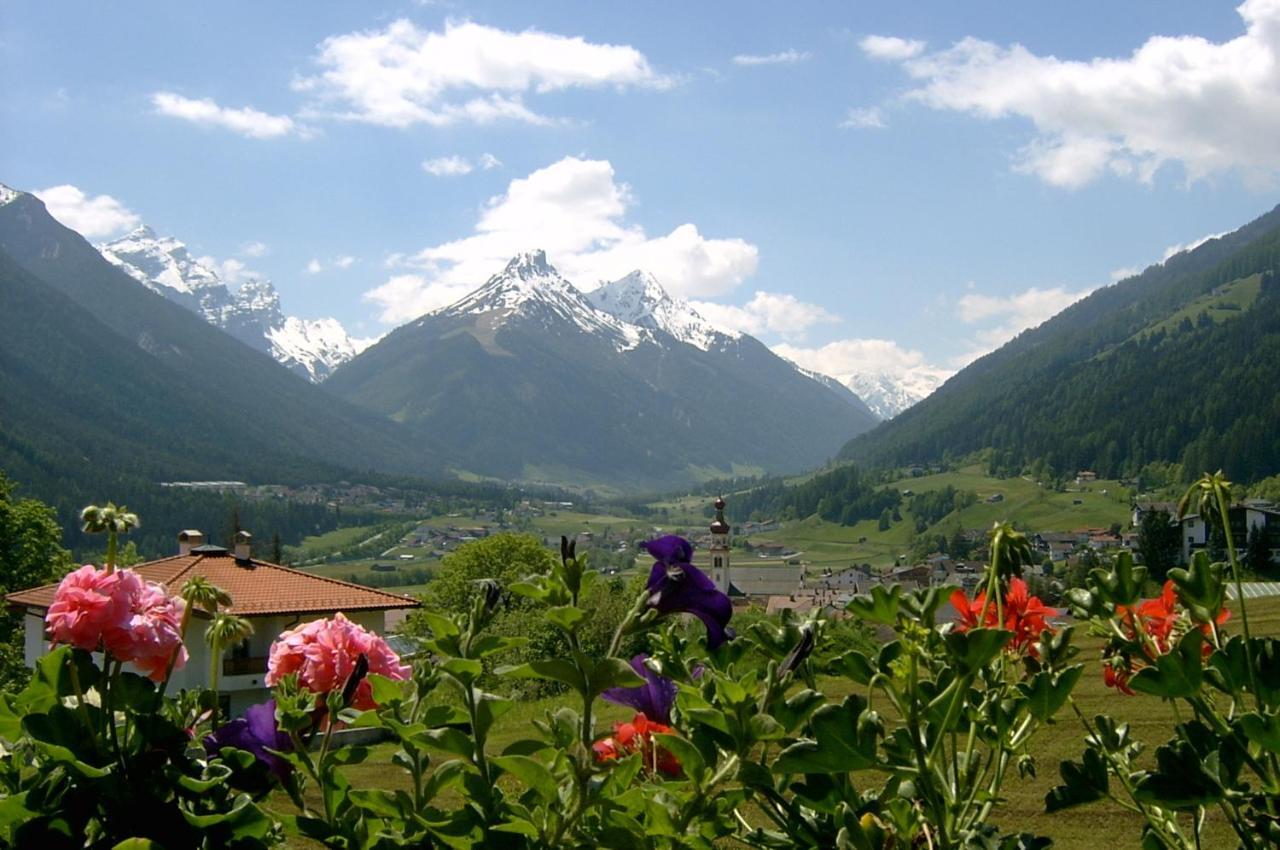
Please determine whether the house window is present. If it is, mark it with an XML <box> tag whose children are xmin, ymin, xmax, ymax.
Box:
<box><xmin>714</xmin><ymin>556</ymin><xmax>723</xmax><ymax>568</ymax></box>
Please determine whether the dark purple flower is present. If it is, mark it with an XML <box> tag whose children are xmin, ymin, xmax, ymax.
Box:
<box><xmin>644</xmin><ymin>536</ymin><xmax>733</xmax><ymax>649</ymax></box>
<box><xmin>602</xmin><ymin>655</ymin><xmax>678</xmax><ymax>725</ymax></box>
<box><xmin>205</xmin><ymin>699</ymin><xmax>294</xmax><ymax>781</ymax></box>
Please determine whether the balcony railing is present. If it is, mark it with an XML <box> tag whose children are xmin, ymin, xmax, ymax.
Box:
<box><xmin>222</xmin><ymin>656</ymin><xmax>268</xmax><ymax>676</ymax></box>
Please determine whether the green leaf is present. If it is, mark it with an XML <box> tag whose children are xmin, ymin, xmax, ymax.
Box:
<box><xmin>945</xmin><ymin>628</ymin><xmax>1013</xmax><ymax>673</ymax></box>
<box><xmin>469</xmin><ymin>635</ymin><xmax>530</xmax><ymax>658</ymax></box>
<box><xmin>1045</xmin><ymin>747</ymin><xmax>1108</xmax><ymax>812</ymax></box>
<box><xmin>111</xmin><ymin>840</ymin><xmax>156</xmax><ymax>849</ymax></box>
<box><xmin>1129</xmin><ymin>630</ymin><xmax>1203</xmax><ymax>699</ymax></box>
<box><xmin>1168</xmin><ymin>551</ymin><xmax>1226</xmax><ymax>625</ymax></box>
<box><xmin>773</xmin><ymin>696</ymin><xmax>879</xmax><ymax>774</ymax></box>
<box><xmin>1018</xmin><ymin>665</ymin><xmax>1084</xmax><ymax>723</ymax></box>
<box><xmin>348</xmin><ymin>788</ymin><xmax>401</xmax><ymax>818</ymax></box>
<box><xmin>590</xmin><ymin>657</ymin><xmax>645</xmax><ymax>694</ymax></box>
<box><xmin>546</xmin><ymin>605</ymin><xmax>587</xmax><ymax>633</ymax></box>
<box><xmin>492</xmin><ymin>755</ymin><xmax>558</xmax><ymax>804</ymax></box>
<box><xmin>1239</xmin><ymin>712</ymin><xmax>1280</xmax><ymax>754</ymax></box>
<box><xmin>417</xmin><ymin>611</ymin><xmax>460</xmax><ymax>640</ymax></box>
<box><xmin>501</xmin><ymin>738</ymin><xmax>550</xmax><ymax>756</ymax></box>
<box><xmin>424</xmin><ymin>727</ymin><xmax>475</xmax><ymax>758</ymax></box>
<box><xmin>368</xmin><ymin>673</ymin><xmax>408</xmax><ymax>707</ymax></box>
<box><xmin>1090</xmin><ymin>551</ymin><xmax>1146</xmax><ymax>608</ymax></box>
<box><xmin>440</xmin><ymin>658</ymin><xmax>483</xmax><ymax>684</ymax></box>
<box><xmin>829</xmin><ymin>650</ymin><xmax>875</xmax><ymax>685</ymax></box>
<box><xmin>498</xmin><ymin>659</ymin><xmax>587</xmax><ymax>694</ymax></box>
<box><xmin>652</xmin><ymin>732</ymin><xmax>706</xmax><ymax>783</ymax></box>
<box><xmin>846</xmin><ymin>584</ymin><xmax>902</xmax><ymax>624</ymax></box>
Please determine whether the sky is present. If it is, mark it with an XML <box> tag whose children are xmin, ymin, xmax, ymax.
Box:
<box><xmin>4</xmin><ymin>1</ymin><xmax>1279</xmax><ymax>386</ymax></box>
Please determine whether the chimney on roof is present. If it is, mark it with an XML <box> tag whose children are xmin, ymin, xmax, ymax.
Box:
<box><xmin>234</xmin><ymin>530</ymin><xmax>252</xmax><ymax>562</ymax></box>
<box><xmin>178</xmin><ymin>529</ymin><xmax>204</xmax><ymax>556</ymax></box>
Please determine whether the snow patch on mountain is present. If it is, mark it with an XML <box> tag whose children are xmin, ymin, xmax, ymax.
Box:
<box><xmin>586</xmin><ymin>270</ymin><xmax>732</xmax><ymax>351</ymax></box>
<box><xmin>0</xmin><ymin>183</ymin><xmax>20</xmax><ymax>207</ymax></box>
<box><xmin>433</xmin><ymin>250</ymin><xmax>647</xmax><ymax>353</ymax></box>
<box><xmin>98</xmin><ymin>227</ymin><xmax>360</xmax><ymax>382</ymax></box>
<box><xmin>845</xmin><ymin>369</ymin><xmax>947</xmax><ymax>419</ymax></box>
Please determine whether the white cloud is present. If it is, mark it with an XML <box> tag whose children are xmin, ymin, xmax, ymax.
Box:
<box><xmin>365</xmin><ymin>156</ymin><xmax>758</xmax><ymax>323</ymax></box>
<box><xmin>295</xmin><ymin>19</ymin><xmax>669</xmax><ymax>128</ymax></box>
<box><xmin>1160</xmin><ymin>230</ymin><xmax>1228</xmax><ymax>263</ymax></box>
<box><xmin>241</xmin><ymin>240</ymin><xmax>269</xmax><ymax>258</ymax></box>
<box><xmin>772</xmin><ymin>337</ymin><xmax>953</xmax><ymax>393</ymax></box>
<box><xmin>841</xmin><ymin>106</ymin><xmax>886</xmax><ymax>129</ymax></box>
<box><xmin>954</xmin><ymin>284</ymin><xmax>1095</xmax><ymax>362</ymax></box>
<box><xmin>860</xmin><ymin>35</ymin><xmax>926</xmax><ymax>61</ymax></box>
<box><xmin>151</xmin><ymin>92</ymin><xmax>296</xmax><ymax>139</ymax></box>
<box><xmin>34</xmin><ymin>185</ymin><xmax>140</xmax><ymax>238</ymax></box>
<box><xmin>335</xmin><ymin>255</ymin><xmax>357</xmax><ymax>269</ymax></box>
<box><xmin>305</xmin><ymin>258</ymin><xmax>323</xmax><ymax>274</ymax></box>
<box><xmin>691</xmin><ymin>291</ymin><xmax>837</xmax><ymax>340</ymax></box>
<box><xmin>732</xmin><ymin>49</ymin><xmax>811</xmax><ymax>66</ymax></box>
<box><xmin>197</xmin><ymin>255</ymin><xmax>255</xmax><ymax>286</ymax></box>
<box><xmin>874</xmin><ymin>1</ymin><xmax>1280</xmax><ymax>187</ymax></box>
<box><xmin>423</xmin><ymin>155</ymin><xmax>473</xmax><ymax>176</ymax></box>
<box><xmin>1110</xmin><ymin>265</ymin><xmax>1141</xmax><ymax>282</ymax></box>
<box><xmin>479</xmin><ymin>152</ymin><xmax>502</xmax><ymax>170</ymax></box>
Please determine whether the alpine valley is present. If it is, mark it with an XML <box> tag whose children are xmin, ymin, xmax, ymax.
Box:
<box><xmin>324</xmin><ymin>251</ymin><xmax>879</xmax><ymax>489</ymax></box>
<box><xmin>0</xmin><ymin>183</ymin><xmax>877</xmax><ymax>497</ymax></box>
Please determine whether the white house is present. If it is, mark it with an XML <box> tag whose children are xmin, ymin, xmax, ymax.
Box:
<box><xmin>5</xmin><ymin>530</ymin><xmax>420</xmax><ymax>717</ymax></box>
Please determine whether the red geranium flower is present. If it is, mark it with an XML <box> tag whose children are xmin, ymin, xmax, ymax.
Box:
<box><xmin>1104</xmin><ymin>580</ymin><xmax>1231</xmax><ymax>694</ymax></box>
<box><xmin>593</xmin><ymin>712</ymin><xmax>681</xmax><ymax>777</ymax></box>
<box><xmin>951</xmin><ymin>578</ymin><xmax>1057</xmax><ymax>658</ymax></box>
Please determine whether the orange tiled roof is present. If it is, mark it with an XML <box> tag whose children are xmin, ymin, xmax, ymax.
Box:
<box><xmin>4</xmin><ymin>551</ymin><xmax>421</xmax><ymax>618</ymax></box>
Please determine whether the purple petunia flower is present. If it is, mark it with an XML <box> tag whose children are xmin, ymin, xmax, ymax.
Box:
<box><xmin>644</xmin><ymin>535</ymin><xmax>733</xmax><ymax>649</ymax></box>
<box><xmin>205</xmin><ymin>699</ymin><xmax>294</xmax><ymax>781</ymax></box>
<box><xmin>602</xmin><ymin>655</ymin><xmax>679</xmax><ymax>725</ymax></box>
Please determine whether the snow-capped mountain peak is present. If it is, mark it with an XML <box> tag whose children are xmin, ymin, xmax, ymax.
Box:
<box><xmin>95</xmin><ymin>224</ymin><xmax>361</xmax><ymax>382</ymax></box>
<box><xmin>587</xmin><ymin>270</ymin><xmax>730</xmax><ymax>351</ymax></box>
<box><xmin>434</xmin><ymin>251</ymin><xmax>645</xmax><ymax>351</ymax></box>
<box><xmin>844</xmin><ymin>369</ymin><xmax>949</xmax><ymax>419</ymax></box>
<box><xmin>0</xmin><ymin>183</ymin><xmax>20</xmax><ymax>207</ymax></box>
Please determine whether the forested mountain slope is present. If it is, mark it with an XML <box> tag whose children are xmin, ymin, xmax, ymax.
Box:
<box><xmin>840</xmin><ymin>204</ymin><xmax>1280</xmax><ymax>482</ymax></box>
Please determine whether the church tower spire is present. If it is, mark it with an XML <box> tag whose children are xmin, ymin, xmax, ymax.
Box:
<box><xmin>709</xmin><ymin>495</ymin><xmax>731</xmax><ymax>595</ymax></box>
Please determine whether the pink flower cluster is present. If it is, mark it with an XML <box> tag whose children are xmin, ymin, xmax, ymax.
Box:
<box><xmin>45</xmin><ymin>565</ymin><xmax>188</xmax><ymax>681</ymax></box>
<box><xmin>265</xmin><ymin>612</ymin><xmax>409</xmax><ymax>710</ymax></box>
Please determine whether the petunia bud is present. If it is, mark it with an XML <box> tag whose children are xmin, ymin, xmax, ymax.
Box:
<box><xmin>341</xmin><ymin>653</ymin><xmax>370</xmax><ymax>709</ymax></box>
<box><xmin>778</xmin><ymin>625</ymin><xmax>815</xmax><ymax>678</ymax></box>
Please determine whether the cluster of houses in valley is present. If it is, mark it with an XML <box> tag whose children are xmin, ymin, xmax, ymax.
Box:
<box><xmin>1134</xmin><ymin>498</ymin><xmax>1280</xmax><ymax>565</ymax></box>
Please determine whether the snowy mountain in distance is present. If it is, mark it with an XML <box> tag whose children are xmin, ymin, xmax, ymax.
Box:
<box><xmin>98</xmin><ymin>226</ymin><xmax>360</xmax><ymax>382</ymax></box>
<box><xmin>328</xmin><ymin>251</ymin><xmax>880</xmax><ymax>489</ymax></box>
<box><xmin>432</xmin><ymin>250</ymin><xmax>645</xmax><ymax>352</ymax></box>
<box><xmin>586</xmin><ymin>270</ymin><xmax>730</xmax><ymax>351</ymax></box>
<box><xmin>0</xmin><ymin>182</ymin><xmax>21</xmax><ymax>206</ymax></box>
<box><xmin>845</xmin><ymin>369</ymin><xmax>949</xmax><ymax>419</ymax></box>
<box><xmin>789</xmin><ymin>364</ymin><xmax>874</xmax><ymax>411</ymax></box>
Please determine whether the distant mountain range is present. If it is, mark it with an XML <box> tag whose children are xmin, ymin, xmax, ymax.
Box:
<box><xmin>839</xmin><ymin>202</ymin><xmax>1280</xmax><ymax>482</ymax></box>
<box><xmin>324</xmin><ymin>251</ymin><xmax>879</xmax><ymax>489</ymax></box>
<box><xmin>844</xmin><ymin>369</ymin><xmax>948</xmax><ymax>420</ymax></box>
<box><xmin>0</xmin><ymin>185</ymin><xmax>441</xmax><ymax>508</ymax></box>
<box><xmin>0</xmin><ymin>181</ymin><xmax>879</xmax><ymax>496</ymax></box>
<box><xmin>98</xmin><ymin>227</ymin><xmax>364</xmax><ymax>382</ymax></box>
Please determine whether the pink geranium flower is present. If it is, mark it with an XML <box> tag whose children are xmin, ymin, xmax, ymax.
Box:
<box><xmin>45</xmin><ymin>565</ymin><xmax>188</xmax><ymax>682</ymax></box>
<box><xmin>266</xmin><ymin>612</ymin><xmax>409</xmax><ymax>710</ymax></box>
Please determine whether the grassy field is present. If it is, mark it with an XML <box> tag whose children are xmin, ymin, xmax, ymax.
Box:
<box><xmin>731</xmin><ymin>464</ymin><xmax>1134</xmax><ymax>571</ymax></box>
<box><xmin>274</xmin><ymin>595</ymin><xmax>1280</xmax><ymax>849</ymax></box>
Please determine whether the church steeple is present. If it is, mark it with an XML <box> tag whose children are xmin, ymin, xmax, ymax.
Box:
<box><xmin>709</xmin><ymin>495</ymin><xmax>731</xmax><ymax>595</ymax></box>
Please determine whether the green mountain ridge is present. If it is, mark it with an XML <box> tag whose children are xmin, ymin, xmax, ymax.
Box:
<box><xmin>839</xmin><ymin>202</ymin><xmax>1280</xmax><ymax>482</ymax></box>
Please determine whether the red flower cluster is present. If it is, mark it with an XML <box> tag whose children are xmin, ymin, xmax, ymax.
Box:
<box><xmin>45</xmin><ymin>565</ymin><xmax>187</xmax><ymax>681</ymax></box>
<box><xmin>950</xmin><ymin>578</ymin><xmax>1057</xmax><ymax>657</ymax></box>
<box><xmin>1104</xmin><ymin>580</ymin><xmax>1229</xmax><ymax>695</ymax></box>
<box><xmin>593</xmin><ymin>712</ymin><xmax>681</xmax><ymax>777</ymax></box>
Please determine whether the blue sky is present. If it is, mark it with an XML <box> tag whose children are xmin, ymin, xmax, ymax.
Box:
<box><xmin>3</xmin><ymin>1</ymin><xmax>1277</xmax><ymax>385</ymax></box>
